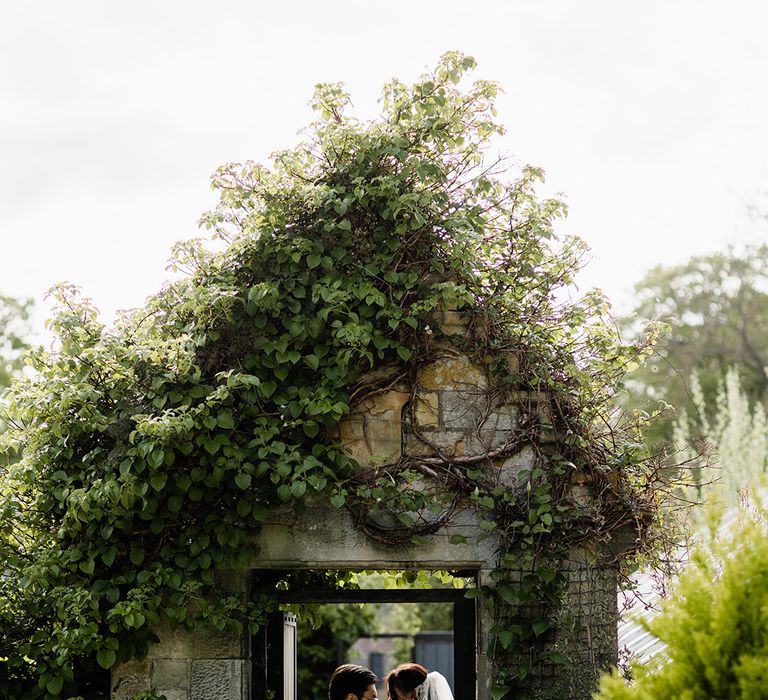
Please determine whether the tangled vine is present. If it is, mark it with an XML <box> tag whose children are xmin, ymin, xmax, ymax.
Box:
<box><xmin>0</xmin><ymin>53</ymin><xmax>664</xmax><ymax>699</ymax></box>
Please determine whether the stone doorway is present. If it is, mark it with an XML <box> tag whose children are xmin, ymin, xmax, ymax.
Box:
<box><xmin>252</xmin><ymin>581</ymin><xmax>478</xmax><ymax>700</ymax></box>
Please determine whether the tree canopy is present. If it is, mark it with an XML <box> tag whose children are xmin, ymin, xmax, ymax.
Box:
<box><xmin>622</xmin><ymin>245</ymin><xmax>768</xmax><ymax>441</ymax></box>
<box><xmin>0</xmin><ymin>294</ymin><xmax>33</xmax><ymax>469</ymax></box>
<box><xmin>0</xmin><ymin>53</ymin><xmax>658</xmax><ymax>699</ymax></box>
<box><xmin>0</xmin><ymin>294</ymin><xmax>32</xmax><ymax>393</ymax></box>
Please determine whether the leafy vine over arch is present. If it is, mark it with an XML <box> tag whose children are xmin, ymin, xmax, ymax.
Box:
<box><xmin>0</xmin><ymin>52</ymin><xmax>664</xmax><ymax>698</ymax></box>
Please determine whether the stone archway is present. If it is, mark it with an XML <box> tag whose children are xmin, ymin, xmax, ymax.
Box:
<box><xmin>110</xmin><ymin>340</ymin><xmax>635</xmax><ymax>700</ymax></box>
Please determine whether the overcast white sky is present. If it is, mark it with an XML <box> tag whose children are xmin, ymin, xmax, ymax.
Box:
<box><xmin>3</xmin><ymin>1</ymin><xmax>768</xmax><ymax>335</ymax></box>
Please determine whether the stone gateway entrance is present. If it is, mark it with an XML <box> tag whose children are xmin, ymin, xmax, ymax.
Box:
<box><xmin>0</xmin><ymin>56</ymin><xmax>658</xmax><ymax>700</ymax></box>
<box><xmin>111</xmin><ymin>335</ymin><xmax>637</xmax><ymax>700</ymax></box>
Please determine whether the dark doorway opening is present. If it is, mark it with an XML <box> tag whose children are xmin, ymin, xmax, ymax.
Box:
<box><xmin>251</xmin><ymin>576</ymin><xmax>477</xmax><ymax>700</ymax></box>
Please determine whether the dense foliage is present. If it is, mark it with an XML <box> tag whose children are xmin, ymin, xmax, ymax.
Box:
<box><xmin>600</xmin><ymin>371</ymin><xmax>768</xmax><ymax>697</ymax></box>
<box><xmin>0</xmin><ymin>53</ymin><xmax>658</xmax><ymax>698</ymax></box>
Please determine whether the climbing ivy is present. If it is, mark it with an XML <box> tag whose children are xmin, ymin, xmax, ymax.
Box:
<box><xmin>0</xmin><ymin>53</ymin><xmax>662</xmax><ymax>698</ymax></box>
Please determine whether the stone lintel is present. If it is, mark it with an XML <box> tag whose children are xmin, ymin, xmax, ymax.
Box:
<box><xmin>253</xmin><ymin>506</ymin><xmax>498</xmax><ymax>569</ymax></box>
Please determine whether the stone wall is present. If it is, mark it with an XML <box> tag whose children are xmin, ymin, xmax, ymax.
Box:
<box><xmin>111</xmin><ymin>626</ymin><xmax>249</xmax><ymax>700</ymax></box>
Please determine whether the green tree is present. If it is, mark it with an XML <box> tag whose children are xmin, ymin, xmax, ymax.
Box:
<box><xmin>622</xmin><ymin>245</ymin><xmax>768</xmax><ymax>442</ymax></box>
<box><xmin>0</xmin><ymin>53</ymin><xmax>657</xmax><ymax>698</ymax></box>
<box><xmin>0</xmin><ymin>294</ymin><xmax>32</xmax><ymax>392</ymax></box>
<box><xmin>0</xmin><ymin>294</ymin><xmax>33</xmax><ymax>467</ymax></box>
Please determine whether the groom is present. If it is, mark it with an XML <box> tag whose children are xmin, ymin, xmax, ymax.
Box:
<box><xmin>328</xmin><ymin>663</ymin><xmax>378</xmax><ymax>700</ymax></box>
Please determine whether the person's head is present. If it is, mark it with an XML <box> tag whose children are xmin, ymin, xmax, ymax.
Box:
<box><xmin>328</xmin><ymin>663</ymin><xmax>378</xmax><ymax>700</ymax></box>
<box><xmin>384</xmin><ymin>663</ymin><xmax>428</xmax><ymax>700</ymax></box>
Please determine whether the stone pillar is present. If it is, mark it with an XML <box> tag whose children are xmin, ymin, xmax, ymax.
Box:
<box><xmin>476</xmin><ymin>569</ymin><xmax>496</xmax><ymax>700</ymax></box>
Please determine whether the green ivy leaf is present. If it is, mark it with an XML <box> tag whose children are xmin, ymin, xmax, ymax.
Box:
<box><xmin>235</xmin><ymin>473</ymin><xmax>252</xmax><ymax>490</ymax></box>
<box><xmin>410</xmin><ymin>534</ymin><xmax>430</xmax><ymax>545</ymax></box>
<box><xmin>491</xmin><ymin>685</ymin><xmax>510</xmax><ymax>700</ymax></box>
<box><xmin>101</xmin><ymin>549</ymin><xmax>116</xmax><ymax>567</ymax></box>
<box><xmin>79</xmin><ymin>558</ymin><xmax>95</xmax><ymax>575</ymax></box>
<box><xmin>130</xmin><ymin>549</ymin><xmax>145</xmax><ymax>566</ymax></box>
<box><xmin>147</xmin><ymin>450</ymin><xmax>164</xmax><ymax>470</ymax></box>
<box><xmin>499</xmin><ymin>629</ymin><xmax>513</xmax><ymax>649</ymax></box>
<box><xmin>259</xmin><ymin>381</ymin><xmax>277</xmax><ymax>398</ymax></box>
<box><xmin>538</xmin><ymin>567</ymin><xmax>556</xmax><ymax>585</ymax></box>
<box><xmin>96</xmin><ymin>649</ymin><xmax>116</xmax><ymax>669</ymax></box>
<box><xmin>46</xmin><ymin>676</ymin><xmax>64</xmax><ymax>696</ymax></box>
<box><xmin>150</xmin><ymin>473</ymin><xmax>167</xmax><ymax>492</ymax></box>
<box><xmin>304</xmin><ymin>354</ymin><xmax>320</xmax><ymax>370</ymax></box>
<box><xmin>302</xmin><ymin>420</ymin><xmax>319</xmax><ymax>437</ymax></box>
<box><xmin>217</xmin><ymin>412</ymin><xmax>235</xmax><ymax>429</ymax></box>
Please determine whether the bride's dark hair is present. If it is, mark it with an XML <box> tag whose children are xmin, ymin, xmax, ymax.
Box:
<box><xmin>385</xmin><ymin>663</ymin><xmax>428</xmax><ymax>700</ymax></box>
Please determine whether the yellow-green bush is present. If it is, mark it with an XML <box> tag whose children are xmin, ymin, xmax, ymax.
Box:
<box><xmin>596</xmin><ymin>500</ymin><xmax>768</xmax><ymax>699</ymax></box>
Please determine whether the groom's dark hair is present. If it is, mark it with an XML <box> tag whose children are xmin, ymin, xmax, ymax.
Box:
<box><xmin>329</xmin><ymin>663</ymin><xmax>378</xmax><ymax>700</ymax></box>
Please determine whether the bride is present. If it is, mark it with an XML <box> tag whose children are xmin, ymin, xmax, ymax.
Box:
<box><xmin>384</xmin><ymin>662</ymin><xmax>455</xmax><ymax>700</ymax></box>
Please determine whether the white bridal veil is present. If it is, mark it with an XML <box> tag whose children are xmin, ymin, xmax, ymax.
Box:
<box><xmin>414</xmin><ymin>671</ymin><xmax>455</xmax><ymax>700</ymax></box>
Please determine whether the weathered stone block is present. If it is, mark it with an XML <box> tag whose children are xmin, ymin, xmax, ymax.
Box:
<box><xmin>418</xmin><ymin>355</ymin><xmax>487</xmax><ymax>391</ymax></box>
<box><xmin>191</xmin><ymin>659</ymin><xmax>246</xmax><ymax>700</ymax></box>
<box><xmin>483</xmin><ymin>403</ymin><xmax>519</xmax><ymax>432</ymax></box>
<box><xmin>111</xmin><ymin>660</ymin><xmax>151</xmax><ymax>700</ymax></box>
<box><xmin>402</xmin><ymin>432</ymin><xmax>439</xmax><ymax>456</ymax></box>
<box><xmin>152</xmin><ymin>659</ymin><xmax>189</xmax><ymax>689</ymax></box>
<box><xmin>145</xmin><ymin>624</ymin><xmax>243</xmax><ymax>660</ymax></box>
<box><xmin>191</xmin><ymin>629</ymin><xmax>244</xmax><ymax>659</ymax></box>
<box><xmin>441</xmin><ymin>389</ymin><xmax>486</xmax><ymax>431</ymax></box>
<box><xmin>570</xmin><ymin>483</ymin><xmax>591</xmax><ymax>508</ymax></box>
<box><xmin>464</xmin><ymin>404</ymin><xmax>521</xmax><ymax>455</ymax></box>
<box><xmin>414</xmin><ymin>392</ymin><xmax>439</xmax><ymax>427</ymax></box>
<box><xmin>256</xmin><ymin>505</ymin><xmax>499</xmax><ymax>570</ymax></box>
<box><xmin>498</xmin><ymin>445</ymin><xmax>535</xmax><ymax>487</ymax></box>
<box><xmin>437</xmin><ymin>309</ymin><xmax>469</xmax><ymax>335</ymax></box>
<box><xmin>336</xmin><ymin>390</ymin><xmax>409</xmax><ymax>466</ymax></box>
<box><xmin>155</xmin><ymin>689</ymin><xmax>189</xmax><ymax>700</ymax></box>
<box><xmin>145</xmin><ymin>626</ymin><xmax>193</xmax><ymax>660</ymax></box>
<box><xmin>405</xmin><ymin>429</ymin><xmax>467</xmax><ymax>457</ymax></box>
